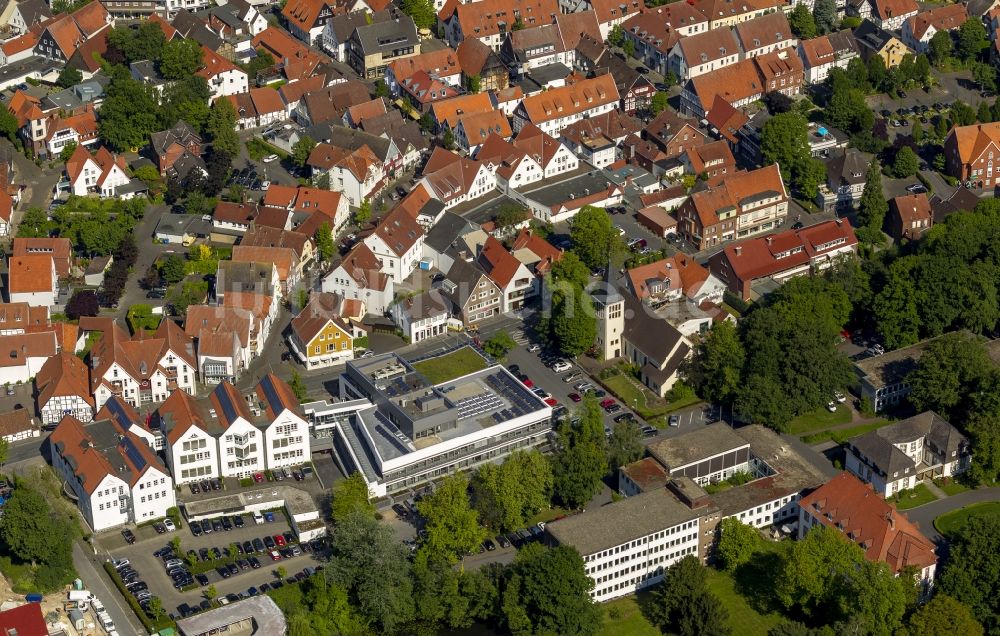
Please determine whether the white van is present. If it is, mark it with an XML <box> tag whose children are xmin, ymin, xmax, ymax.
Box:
<box><xmin>91</xmin><ymin>597</ymin><xmax>105</xmax><ymax>614</ymax></box>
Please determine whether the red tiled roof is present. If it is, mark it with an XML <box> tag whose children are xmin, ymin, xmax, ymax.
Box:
<box><xmin>799</xmin><ymin>472</ymin><xmax>936</xmax><ymax>574</ymax></box>
<box><xmin>717</xmin><ymin>218</ymin><xmax>856</xmax><ymax>282</ymax></box>
<box><xmin>36</xmin><ymin>351</ymin><xmax>95</xmax><ymax>411</ymax></box>
<box><xmin>440</xmin><ymin>0</ymin><xmax>559</xmax><ymax>36</ymax></box>
<box><xmin>7</xmin><ymin>254</ymin><xmax>54</xmax><ymax>293</ymax></box>
<box><xmin>158</xmin><ymin>389</ymin><xmax>213</xmax><ymax>446</ymax></box>
<box><xmin>430</xmin><ymin>92</ymin><xmax>494</xmax><ymax>129</ymax></box>
<box><xmin>478</xmin><ymin>236</ymin><xmax>524</xmax><ymax>288</ymax></box>
<box><xmin>372</xmin><ymin>205</ymin><xmax>424</xmax><ymax>257</ymax></box>
<box><xmin>626</xmin><ymin>254</ymin><xmax>710</xmax><ymax>301</ymax></box>
<box><xmin>338</xmin><ymin>242</ymin><xmax>390</xmax><ymax>291</ymax></box>
<box><xmin>0</xmin><ymin>600</ymin><xmax>48</xmax><ymax>636</ymax></box>
<box><xmin>290</xmin><ymin>291</ymin><xmax>352</xmax><ymax>346</ymax></box>
<box><xmin>518</xmin><ymin>74</ymin><xmax>619</xmax><ymax>125</ymax></box>
<box><xmin>282</xmin><ymin>0</ymin><xmax>326</xmax><ymax>30</ymax></box>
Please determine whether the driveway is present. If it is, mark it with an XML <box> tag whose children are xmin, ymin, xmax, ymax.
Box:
<box><xmin>904</xmin><ymin>486</ymin><xmax>1000</xmax><ymax>542</ymax></box>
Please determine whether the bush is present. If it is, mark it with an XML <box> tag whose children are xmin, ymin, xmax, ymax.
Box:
<box><xmin>104</xmin><ymin>562</ymin><xmax>174</xmax><ymax>632</ymax></box>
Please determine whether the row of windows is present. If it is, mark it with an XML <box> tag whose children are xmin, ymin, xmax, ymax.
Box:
<box><xmin>138</xmin><ymin>490</ymin><xmax>167</xmax><ymax>504</ymax></box>
<box><xmin>587</xmin><ymin>533</ymin><xmax>698</xmax><ymax>573</ymax></box>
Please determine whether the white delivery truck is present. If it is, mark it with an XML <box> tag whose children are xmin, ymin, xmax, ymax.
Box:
<box><xmin>97</xmin><ymin>610</ymin><xmax>115</xmax><ymax>634</ymax></box>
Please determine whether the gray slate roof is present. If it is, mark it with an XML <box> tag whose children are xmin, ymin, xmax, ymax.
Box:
<box><xmin>351</xmin><ymin>15</ymin><xmax>418</xmax><ymax>57</ymax></box>
<box><xmin>647</xmin><ymin>422</ymin><xmax>749</xmax><ymax>471</ymax></box>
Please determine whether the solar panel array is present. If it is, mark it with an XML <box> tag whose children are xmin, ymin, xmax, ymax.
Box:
<box><xmin>259</xmin><ymin>375</ymin><xmax>282</xmax><ymax>412</ymax></box>
<box><xmin>215</xmin><ymin>384</ymin><xmax>241</xmax><ymax>424</ymax></box>
<box><xmin>105</xmin><ymin>397</ymin><xmax>132</xmax><ymax>431</ymax></box>
<box><xmin>455</xmin><ymin>391</ymin><xmax>504</xmax><ymax>420</ymax></box>
<box><xmin>121</xmin><ymin>436</ymin><xmax>148</xmax><ymax>471</ymax></box>
<box><xmin>384</xmin><ymin>376</ymin><xmax>412</xmax><ymax>398</ymax></box>
<box><xmin>485</xmin><ymin>373</ymin><xmax>536</xmax><ymax>421</ymax></box>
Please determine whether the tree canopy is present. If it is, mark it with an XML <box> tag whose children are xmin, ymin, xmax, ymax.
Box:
<box><xmin>330</xmin><ymin>472</ymin><xmax>375</xmax><ymax>525</ymax></box>
<box><xmin>417</xmin><ymin>474</ymin><xmax>488</xmax><ymax>563</ymax></box>
<box><xmin>651</xmin><ymin>556</ymin><xmax>731</xmax><ymax>636</ymax></box>
<box><xmin>472</xmin><ymin>450</ymin><xmax>553</xmax><ymax>532</ymax></box>
<box><xmin>552</xmin><ymin>398</ymin><xmax>607</xmax><ymax>508</ymax></box>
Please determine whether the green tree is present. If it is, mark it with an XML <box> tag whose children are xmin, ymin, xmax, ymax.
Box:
<box><xmin>0</xmin><ymin>487</ymin><xmax>52</xmax><ymax>564</ymax></box>
<box><xmin>650</xmin><ymin>91</ymin><xmax>668</xmax><ymax>115</ymax></box>
<box><xmin>0</xmin><ymin>438</ymin><xmax>9</xmax><ymax>468</ymax></box>
<box><xmin>465</xmin><ymin>74</ymin><xmax>481</xmax><ymax>93</ymax></box>
<box><xmin>0</xmin><ymin>108</ymin><xmax>17</xmax><ymax>141</ymax></box>
<box><xmin>59</xmin><ymin>141</ymin><xmax>78</xmax><ymax>163</ymax></box>
<box><xmin>858</xmin><ymin>158</ymin><xmax>887</xmax><ymax>231</ymax></box>
<box><xmin>98</xmin><ymin>67</ymin><xmax>162</xmax><ymax>152</ymax></box>
<box><xmin>314</xmin><ymin>222</ymin><xmax>334</xmax><ymax>262</ymax></box>
<box><xmin>160</xmin><ymin>38</ymin><xmax>204</xmax><ymax>80</ymax></box>
<box><xmin>891</xmin><ymin>145</ymin><xmax>919</xmax><ymax>178</ymax></box>
<box><xmin>958</xmin><ymin>17</ymin><xmax>989</xmax><ymax>61</ymax></box>
<box><xmin>161</xmin><ymin>254</ymin><xmax>186</xmax><ymax>283</ymax></box>
<box><xmin>292</xmin><ymin>136</ymin><xmax>316</xmax><ymax>168</ymax></box>
<box><xmin>912</xmin><ymin>120</ymin><xmax>924</xmax><ymax>144</ymax></box>
<box><xmin>623</xmin><ymin>39</ymin><xmax>635</xmax><ymax>58</ymax></box>
<box><xmin>569</xmin><ymin>205</ymin><xmax>623</xmax><ymax>270</ymax></box>
<box><xmin>761</xmin><ymin>111</ymin><xmax>809</xmax><ymax>183</ymax></box>
<box><xmin>206</xmin><ymin>99</ymin><xmax>240</xmax><ymax>157</ymax></box>
<box><xmin>325</xmin><ymin>511</ymin><xmax>415</xmax><ymax>632</ymax></box>
<box><xmin>549</xmin><ymin>251</ymin><xmax>590</xmax><ymax>289</ymax></box>
<box><xmin>57</xmin><ymin>66</ymin><xmax>82</xmax><ymax>88</ymax></box>
<box><xmin>483</xmin><ymin>332</ymin><xmax>517</xmax><ymax>360</ymax></box>
<box><xmin>903</xmin><ymin>594</ymin><xmax>984</xmax><ymax>636</ymax></box>
<box><xmin>873</xmin><ymin>257</ymin><xmax>921</xmax><ymax>349</ymax></box>
<box><xmin>608</xmin><ymin>24</ymin><xmax>625</xmax><ymax>47</ymax></box>
<box><xmin>714</xmin><ymin>518</ymin><xmax>759</xmax><ymax>572</ymax></box>
<box><xmin>814</xmin><ymin>0</ymin><xmax>838</xmax><ymax>33</ymax></box>
<box><xmin>412</xmin><ymin>551</ymin><xmax>491</xmax><ymax>631</ymax></box>
<box><xmin>330</xmin><ymin>472</ymin><xmax>376</xmax><ymax>525</ymax></box>
<box><xmin>686</xmin><ymin>320</ymin><xmax>744</xmax><ymax>404</ymax></box>
<box><xmin>907</xmin><ymin>331</ymin><xmax>993</xmax><ymax>422</ymax></box>
<box><xmin>108</xmin><ymin>21</ymin><xmax>166</xmax><ymax>64</ymax></box>
<box><xmin>928</xmin><ymin>29</ymin><xmax>953</xmax><ymax>66</ymax></box>
<box><xmin>417</xmin><ymin>475</ymin><xmax>487</xmax><ymax>563</ymax></box>
<box><xmin>443</xmin><ymin>128</ymin><xmax>456</xmax><ymax>150</ymax></box>
<box><xmin>775</xmin><ymin>525</ymin><xmax>865</xmax><ymax>620</ymax></box>
<box><xmin>979</xmin><ymin>100</ymin><xmax>993</xmax><ymax>124</ymax></box>
<box><xmin>205</xmin><ymin>584</ymin><xmax>217</xmax><ymax>600</ymax></box>
<box><xmin>937</xmin><ymin>517</ymin><xmax>1000</xmax><ymax>633</ymax></box>
<box><xmin>650</xmin><ymin>556</ymin><xmax>730</xmax><ymax>636</ymax></box>
<box><xmin>824</xmin><ymin>88</ymin><xmax>874</xmax><ymax>134</ymax></box>
<box><xmin>289</xmin><ymin>370</ymin><xmax>308</xmax><ymax>402</ymax></box>
<box><xmin>951</xmin><ymin>101</ymin><xmax>978</xmax><ymax>127</ymax></box>
<box><xmin>401</xmin><ymin>0</ymin><xmax>435</xmax><ymax>29</ymax></box>
<box><xmin>146</xmin><ymin>596</ymin><xmax>164</xmax><ymax>620</ymax></box>
<box><xmin>552</xmin><ymin>398</ymin><xmax>607</xmax><ymax>508</ymax></box>
<box><xmin>606</xmin><ymin>420</ymin><xmax>643</xmax><ymax>473</ymax></box>
<box><xmin>495</xmin><ymin>204</ymin><xmax>529</xmax><ymax>231</ymax></box>
<box><xmin>788</xmin><ymin>4</ymin><xmax>816</xmax><ymax>38</ymax></box>
<box><xmin>852</xmin><ymin>559</ymin><xmax>908</xmax><ymax>636</ymax></box>
<box><xmin>972</xmin><ymin>61</ymin><xmax>997</xmax><ymax>92</ymax></box>
<box><xmin>550</xmin><ymin>288</ymin><xmax>597</xmax><ymax>357</ymax></box>
<box><xmin>355</xmin><ymin>199</ymin><xmax>372</xmax><ymax>224</ymax></box>
<box><xmin>501</xmin><ymin>544</ymin><xmax>602</xmax><ymax>636</ymax></box>
<box><xmin>472</xmin><ymin>450</ymin><xmax>552</xmax><ymax>532</ymax></box>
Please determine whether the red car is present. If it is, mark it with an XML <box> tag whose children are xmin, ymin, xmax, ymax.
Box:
<box><xmin>269</xmin><ymin>550</ymin><xmax>281</xmax><ymax>561</ymax></box>
<box><xmin>522</xmin><ymin>378</ymin><xmax>534</xmax><ymax>388</ymax></box>
<box><xmin>568</xmin><ymin>393</ymin><xmax>582</xmax><ymax>402</ymax></box>
<box><xmin>600</xmin><ymin>398</ymin><xmax>616</xmax><ymax>409</ymax></box>
<box><xmin>274</xmin><ymin>535</ymin><xmax>286</xmax><ymax>547</ymax></box>
<box><xmin>544</xmin><ymin>398</ymin><xmax>558</xmax><ymax>407</ymax></box>
<box><xmin>253</xmin><ymin>472</ymin><xmax>265</xmax><ymax>483</ymax></box>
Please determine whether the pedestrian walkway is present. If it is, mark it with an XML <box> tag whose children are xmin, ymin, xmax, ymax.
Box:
<box><xmin>923</xmin><ymin>478</ymin><xmax>948</xmax><ymax>499</ymax></box>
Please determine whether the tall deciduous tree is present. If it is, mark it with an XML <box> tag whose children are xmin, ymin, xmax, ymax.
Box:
<box><xmin>160</xmin><ymin>38</ymin><xmax>204</xmax><ymax>80</ymax></box>
<box><xmin>606</xmin><ymin>420</ymin><xmax>643</xmax><ymax>473</ymax></box>
<box><xmin>0</xmin><ymin>108</ymin><xmax>17</xmax><ymax>141</ymax></box>
<box><xmin>907</xmin><ymin>331</ymin><xmax>993</xmax><ymax>422</ymax></box>
<box><xmin>958</xmin><ymin>18</ymin><xmax>989</xmax><ymax>61</ymax></box>
<box><xmin>813</xmin><ymin>0</ymin><xmax>838</xmax><ymax>33</ymax></box>
<box><xmin>99</xmin><ymin>67</ymin><xmax>161</xmax><ymax>152</ymax></box>
<box><xmin>292</xmin><ymin>136</ymin><xmax>317</xmax><ymax>168</ymax></box>
<box><xmin>686</xmin><ymin>321</ymin><xmax>745</xmax><ymax>404</ymax></box>
<box><xmin>206</xmin><ymin>99</ymin><xmax>240</xmax><ymax>157</ymax></box>
<box><xmin>928</xmin><ymin>30</ymin><xmax>953</xmax><ymax>66</ymax></box>
<box><xmin>417</xmin><ymin>474</ymin><xmax>487</xmax><ymax>563</ymax></box>
<box><xmin>858</xmin><ymin>158</ymin><xmax>887</xmax><ymax>231</ymax></box>
<box><xmin>314</xmin><ymin>222</ymin><xmax>334</xmax><ymax>262</ymax></box>
<box><xmin>57</xmin><ymin>66</ymin><xmax>82</xmax><ymax>88</ymax></box>
<box><xmin>330</xmin><ymin>472</ymin><xmax>376</xmax><ymax>525</ymax></box>
<box><xmin>789</xmin><ymin>5</ymin><xmax>816</xmax><ymax>38</ymax></box>
<box><xmin>552</xmin><ymin>398</ymin><xmax>607</xmax><ymax>508</ymax></box>
<box><xmin>651</xmin><ymin>556</ymin><xmax>731</xmax><ymax>636</ymax></box>
<box><xmin>569</xmin><ymin>206</ymin><xmax>623</xmax><ymax>270</ymax></box>
<box><xmin>401</xmin><ymin>0</ymin><xmax>435</xmax><ymax>29</ymax></box>
<box><xmin>714</xmin><ymin>518</ymin><xmax>759</xmax><ymax>572</ymax></box>
<box><xmin>902</xmin><ymin>594</ymin><xmax>984</xmax><ymax>636</ymax></box>
<box><xmin>501</xmin><ymin>543</ymin><xmax>602</xmax><ymax>636</ymax></box>
<box><xmin>472</xmin><ymin>450</ymin><xmax>553</xmax><ymax>532</ymax></box>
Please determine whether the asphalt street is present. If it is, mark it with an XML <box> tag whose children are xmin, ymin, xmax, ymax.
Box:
<box><xmin>904</xmin><ymin>486</ymin><xmax>1000</xmax><ymax>542</ymax></box>
<box><xmin>73</xmin><ymin>541</ymin><xmax>146</xmax><ymax>635</ymax></box>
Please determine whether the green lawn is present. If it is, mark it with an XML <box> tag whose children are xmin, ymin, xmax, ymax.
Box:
<box><xmin>528</xmin><ymin>506</ymin><xmax>571</xmax><ymax>526</ymax></box>
<box><xmin>705</xmin><ymin>568</ymin><xmax>784</xmax><ymax>635</ymax></box>
<box><xmin>597</xmin><ymin>595</ymin><xmax>659</xmax><ymax>636</ymax></box>
<box><xmin>602</xmin><ymin>374</ymin><xmax>700</xmax><ymax>421</ymax></box>
<box><xmin>934</xmin><ymin>477</ymin><xmax>971</xmax><ymax>496</ymax></box>
<box><xmin>890</xmin><ymin>483</ymin><xmax>939</xmax><ymax>510</ymax></box>
<box><xmin>411</xmin><ymin>347</ymin><xmax>488</xmax><ymax>384</ymax></box>
<box><xmin>800</xmin><ymin>419</ymin><xmax>889</xmax><ymax>445</ymax></box>
<box><xmin>786</xmin><ymin>405</ymin><xmax>851</xmax><ymax>435</ymax></box>
<box><xmin>934</xmin><ymin>501</ymin><xmax>1000</xmax><ymax>537</ymax></box>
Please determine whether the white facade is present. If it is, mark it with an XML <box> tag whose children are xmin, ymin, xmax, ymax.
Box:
<box><xmin>321</xmin><ymin>266</ymin><xmax>395</xmax><ymax>315</ymax></box>
<box><xmin>844</xmin><ymin>451</ymin><xmax>915</xmax><ymax>497</ymax></box>
<box><xmin>219</xmin><ymin>418</ymin><xmax>266</xmax><ymax>478</ymax></box>
<box><xmin>363</xmin><ymin>232</ymin><xmax>424</xmax><ymax>283</ymax></box>
<box><xmin>582</xmin><ymin>518</ymin><xmax>702</xmax><ymax>602</ymax></box>
<box><xmin>40</xmin><ymin>394</ymin><xmax>94</xmax><ymax>426</ymax></box>
<box><xmin>0</xmin><ymin>352</ymin><xmax>50</xmax><ymax>385</ymax></box>
<box><xmin>168</xmin><ymin>426</ymin><xmax>219</xmax><ymax>484</ymax></box>
<box><xmin>725</xmin><ymin>492</ymin><xmax>802</xmax><ymax>529</ymax></box>
<box><xmin>262</xmin><ymin>409</ymin><xmax>310</xmax><ymax>470</ymax></box>
<box><xmin>93</xmin><ymin>356</ymin><xmax>196</xmax><ymax>410</ymax></box>
<box><xmin>79</xmin><ymin>474</ymin><xmax>130</xmax><ymax>532</ymax></box>
<box><xmin>207</xmin><ymin>68</ymin><xmax>250</xmax><ymax>99</ymax></box>
<box><xmin>131</xmin><ymin>467</ymin><xmax>176</xmax><ymax>524</ymax></box>
<box><xmin>390</xmin><ymin>303</ymin><xmax>450</xmax><ymax>344</ymax></box>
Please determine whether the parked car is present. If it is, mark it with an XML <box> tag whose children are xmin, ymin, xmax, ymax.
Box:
<box><xmin>552</xmin><ymin>361</ymin><xmax>572</xmax><ymax>373</ymax></box>
<box><xmin>600</xmin><ymin>398</ymin><xmax>616</xmax><ymax>409</ymax></box>
<box><xmin>568</xmin><ymin>393</ymin><xmax>582</xmax><ymax>402</ymax></box>
<box><xmin>163</xmin><ymin>518</ymin><xmax>176</xmax><ymax>532</ymax></box>
<box><xmin>121</xmin><ymin>529</ymin><xmax>136</xmax><ymax>544</ymax></box>
<box><xmin>262</xmin><ymin>154</ymin><xmax>279</xmax><ymax>163</ymax></box>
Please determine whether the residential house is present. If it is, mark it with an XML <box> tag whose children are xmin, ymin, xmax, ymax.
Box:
<box><xmin>456</xmin><ymin>37</ymin><xmax>509</xmax><ymax>92</ymax></box>
<box><xmin>197</xmin><ymin>46</ymin><xmax>249</xmax><ymax>98</ymax></box>
<box><xmin>675</xmin><ymin>164</ymin><xmax>789</xmax><ymax>250</ymax></box>
<box><xmin>344</xmin><ymin>98</ymin><xmax>388</xmax><ymax>129</ymax></box>
<box><xmin>225</xmin><ymin>87</ymin><xmax>286</xmax><ymax>129</ymax></box>
<box><xmin>820</xmin><ymin>148</ymin><xmax>871</xmax><ymax>211</ymax></box>
<box><xmin>306</xmin><ymin>142</ymin><xmax>384</xmax><ymax>207</ymax></box>
<box><xmin>212</xmin><ymin>201</ymin><xmax>260</xmax><ymax>238</ymax></box>
<box><xmin>232</xmin><ymin>245</ymin><xmax>301</xmax><ymax>294</ymax></box>
<box><xmin>477</xmin><ymin>236</ymin><xmax>536</xmax><ymax>312</ymax></box>
<box><xmin>150</xmin><ymin>121</ymin><xmax>202</xmax><ymax>175</ymax></box>
<box><xmin>0</xmin><ymin>330</ymin><xmax>54</xmax><ymax>385</ymax></box>
<box><xmin>0</xmin><ymin>409</ymin><xmax>38</xmax><ymax>443</ymax></box>
<box><xmin>88</xmin><ymin>319</ymin><xmax>198</xmax><ymax>410</ymax></box>
<box><xmin>262</xmin><ymin>184</ymin><xmax>350</xmax><ymax>233</ymax></box>
<box><xmin>441</xmin><ymin>251</ymin><xmax>503</xmax><ymax>326</ymax></box>
<box><xmin>512</xmin><ymin>74</ymin><xmax>619</xmax><ymax>136</ymax></box>
<box><xmin>0</xmin><ymin>32</ymin><xmax>38</xmax><ymax>68</ymax></box>
<box><xmin>682</xmin><ymin>140</ymin><xmax>736</xmax><ymax>185</ymax></box>
<box><xmin>363</xmin><ymin>206</ymin><xmax>425</xmax><ymax>282</ymax></box>
<box><xmin>6</xmin><ymin>0</ymin><xmax>51</xmax><ymax>36</ymax></box>
<box><xmin>63</xmin><ymin>144</ymin><xmax>130</xmax><ymax>198</ymax></box>
<box><xmin>210</xmin><ymin>381</ymin><xmax>266</xmax><ymax>478</ymax></box>
<box><xmin>398</xmin><ymin>70</ymin><xmax>461</xmax><ymax>113</ymax></box>
<box><xmin>625</xmin><ymin>254</ymin><xmax>724</xmax><ymax>307</ymax></box>
<box><xmin>216</xmin><ymin>261</ymin><xmax>281</xmax><ymax>306</ymax></box>
<box><xmin>346</xmin><ymin>14</ymin><xmax>420</xmax><ymax>79</ymax></box>
<box><xmin>944</xmin><ymin>121</ymin><xmax>1000</xmax><ymax>189</ymax></box>
<box><xmin>321</xmin><ymin>242</ymin><xmax>394</xmax><ymax>314</ymax></box>
<box><xmin>255</xmin><ymin>373</ymin><xmax>312</xmax><ymax>471</ymax></box>
<box><xmin>252</xmin><ymin>26</ymin><xmax>327</xmax><ymax>81</ymax></box>
<box><xmin>846</xmin><ymin>411</ymin><xmax>970</xmax><ymax>499</ymax></box>
<box><xmin>680</xmin><ymin>58</ymin><xmax>763</xmax><ymax>118</ymax></box>
<box><xmin>96</xmin><ymin>396</ymin><xmax>160</xmax><ymax>451</ymax></box>
<box><xmin>277</xmin><ymin>76</ymin><xmax>325</xmax><ymax>117</ymax></box>
<box><xmin>84</xmin><ymin>256</ymin><xmax>113</xmax><ymax>287</ymax></box>
<box><xmin>572</xmin><ymin>0</ymin><xmax>643</xmax><ymax>39</ymax></box>
<box><xmin>510</xmin><ymin>227</ymin><xmax>563</xmax><ymax>278</ymax></box>
<box><xmin>560</xmin><ymin>109</ymin><xmax>643</xmax><ymax>167</ymax></box>
<box><xmin>390</xmin><ymin>289</ymin><xmax>452</xmax><ymax>343</ymax></box>
<box><xmin>7</xmin><ymin>254</ymin><xmax>57</xmax><ymax>306</ymax></box>
<box><xmin>240</xmin><ymin>225</ymin><xmax>315</xmax><ymax>271</ymax></box>
<box><xmin>861</xmin><ymin>0</ymin><xmax>918</xmax><ymax>31</ymax></box>
<box><xmin>733</xmin><ymin>11</ymin><xmax>795</xmax><ymax>59</ymax></box>
<box><xmin>501</xmin><ymin>23</ymin><xmax>573</xmax><ymax>78</ymax></box>
<box><xmin>418</xmin><ymin>147</ymin><xmax>497</xmax><ymax>209</ymax></box>
<box><xmin>453</xmin><ymin>109</ymin><xmax>513</xmax><ymax>154</ymax></box>
<box><xmin>854</xmin><ymin>19</ymin><xmax>911</xmax><ymax>68</ymax></box>
<box><xmin>798</xmin><ymin>30</ymin><xmax>860</xmax><ymax>83</ymax></box>
<box><xmin>439</xmin><ymin>0</ymin><xmax>560</xmax><ymax>51</ymax></box>
<box><xmin>50</xmin><ymin>414</ymin><xmax>175</xmax><ymax>531</ymax></box>
<box><xmin>33</xmin><ymin>2</ymin><xmax>111</xmax><ymax>62</ymax></box>
<box><xmin>694</xmin><ymin>0</ymin><xmax>783</xmax><ymax>28</ymax></box>
<box><xmin>289</xmin><ymin>292</ymin><xmax>360</xmax><ymax>368</ymax></box>
<box><xmin>669</xmin><ymin>25</ymin><xmax>741</xmax><ymax>81</ymax></box>
<box><xmin>385</xmin><ymin>46</ymin><xmax>463</xmax><ymax>96</ymax></box>
<box><xmin>753</xmin><ymin>47</ymin><xmax>804</xmax><ymax>97</ymax></box>
<box><xmin>321</xmin><ymin>10</ymin><xmax>392</xmax><ymax>62</ymax></box>
<box><xmin>429</xmin><ymin>92</ymin><xmax>495</xmax><ymax>130</ymax></box>
<box><xmin>12</xmin><ymin>237</ymin><xmax>72</xmax><ymax>279</ymax></box>
<box><xmin>887</xmin><ymin>193</ymin><xmax>933</xmax><ymax>240</ymax></box>
<box><xmin>621</xmin><ymin>292</ymin><xmax>690</xmax><ymax>396</ymax></box>
<box><xmin>901</xmin><ymin>4</ymin><xmax>966</xmax><ymax>53</ymax></box>
<box><xmin>621</xmin><ymin>4</ymin><xmax>709</xmax><ymax>77</ymax></box>
<box><xmin>600</xmin><ymin>56</ymin><xmax>656</xmax><ymax>114</ymax></box>
<box><xmin>708</xmin><ymin>218</ymin><xmax>858</xmax><ymax>300</ymax></box>
<box><xmin>282</xmin><ymin>0</ymin><xmax>337</xmax><ymax>45</ymax></box>
<box><xmin>477</xmin><ymin>124</ymin><xmax>579</xmax><ymax>192</ymax></box>
<box><xmin>515</xmin><ymin>168</ymin><xmax>624</xmax><ymax>223</ymax></box>
<box><xmin>798</xmin><ymin>472</ymin><xmax>937</xmax><ymax>591</ymax></box>
<box><xmin>156</xmin><ymin>389</ymin><xmax>220</xmax><ymax>483</ymax></box>
<box><xmin>184</xmin><ymin>304</ymin><xmax>255</xmax><ymax>383</ymax></box>
<box><xmin>642</xmin><ymin>109</ymin><xmax>707</xmax><ymax>162</ymax></box>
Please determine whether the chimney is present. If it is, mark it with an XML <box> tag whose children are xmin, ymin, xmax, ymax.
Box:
<box><xmin>835</xmin><ymin>218</ymin><xmax>842</xmax><ymax>226</ymax></box>
<box><xmin>734</xmin><ymin>246</ymin><xmax>742</xmax><ymax>256</ymax></box>
<box><xmin>766</xmin><ymin>236</ymin><xmax>773</xmax><ymax>245</ymax></box>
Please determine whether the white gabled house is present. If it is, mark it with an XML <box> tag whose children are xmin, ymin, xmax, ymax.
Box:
<box><xmin>256</xmin><ymin>374</ymin><xmax>311</xmax><ymax>470</ymax></box>
<box><xmin>321</xmin><ymin>242</ymin><xmax>395</xmax><ymax>315</ymax></box>
<box><xmin>157</xmin><ymin>389</ymin><xmax>221</xmax><ymax>484</ymax></box>
<box><xmin>362</xmin><ymin>206</ymin><xmax>425</xmax><ymax>283</ymax></box>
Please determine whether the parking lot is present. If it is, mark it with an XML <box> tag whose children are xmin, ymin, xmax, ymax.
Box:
<box><xmin>105</xmin><ymin>511</ymin><xmax>327</xmax><ymax>619</ymax></box>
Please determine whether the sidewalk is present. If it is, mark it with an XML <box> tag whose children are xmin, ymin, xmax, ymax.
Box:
<box><xmin>922</xmin><ymin>479</ymin><xmax>948</xmax><ymax>500</ymax></box>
